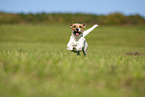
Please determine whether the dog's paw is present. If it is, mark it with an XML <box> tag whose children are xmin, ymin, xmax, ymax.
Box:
<box><xmin>73</xmin><ymin>46</ymin><xmax>76</xmax><ymax>50</ymax></box>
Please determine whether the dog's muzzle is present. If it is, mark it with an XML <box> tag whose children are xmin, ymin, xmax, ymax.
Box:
<box><xmin>73</xmin><ymin>28</ymin><xmax>82</xmax><ymax>37</ymax></box>
<box><xmin>74</xmin><ymin>31</ymin><xmax>81</xmax><ymax>36</ymax></box>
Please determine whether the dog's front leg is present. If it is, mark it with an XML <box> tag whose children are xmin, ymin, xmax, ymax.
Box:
<box><xmin>67</xmin><ymin>37</ymin><xmax>74</xmax><ymax>51</ymax></box>
<box><xmin>67</xmin><ymin>45</ymin><xmax>73</xmax><ymax>51</ymax></box>
<box><xmin>75</xmin><ymin>43</ymin><xmax>84</xmax><ymax>51</ymax></box>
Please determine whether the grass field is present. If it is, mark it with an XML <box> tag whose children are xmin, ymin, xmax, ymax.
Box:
<box><xmin>0</xmin><ymin>24</ymin><xmax>145</xmax><ymax>97</ymax></box>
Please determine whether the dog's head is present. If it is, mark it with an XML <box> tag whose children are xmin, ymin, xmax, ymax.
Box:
<box><xmin>70</xmin><ymin>23</ymin><xmax>86</xmax><ymax>38</ymax></box>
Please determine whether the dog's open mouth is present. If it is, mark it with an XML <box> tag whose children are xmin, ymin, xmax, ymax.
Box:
<box><xmin>73</xmin><ymin>31</ymin><xmax>81</xmax><ymax>36</ymax></box>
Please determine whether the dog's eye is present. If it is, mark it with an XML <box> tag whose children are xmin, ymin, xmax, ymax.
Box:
<box><xmin>79</xmin><ymin>26</ymin><xmax>82</xmax><ymax>28</ymax></box>
<box><xmin>73</xmin><ymin>26</ymin><xmax>76</xmax><ymax>28</ymax></box>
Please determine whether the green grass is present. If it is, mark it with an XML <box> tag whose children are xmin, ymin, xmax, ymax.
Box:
<box><xmin>0</xmin><ymin>24</ymin><xmax>145</xmax><ymax>97</ymax></box>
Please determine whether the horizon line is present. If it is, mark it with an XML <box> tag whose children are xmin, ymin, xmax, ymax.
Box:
<box><xmin>0</xmin><ymin>10</ymin><xmax>145</xmax><ymax>18</ymax></box>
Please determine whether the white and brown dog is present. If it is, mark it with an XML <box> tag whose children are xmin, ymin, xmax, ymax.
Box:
<box><xmin>67</xmin><ymin>23</ymin><xmax>98</xmax><ymax>55</ymax></box>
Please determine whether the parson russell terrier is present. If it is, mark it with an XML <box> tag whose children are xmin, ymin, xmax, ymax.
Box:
<box><xmin>67</xmin><ymin>23</ymin><xmax>99</xmax><ymax>55</ymax></box>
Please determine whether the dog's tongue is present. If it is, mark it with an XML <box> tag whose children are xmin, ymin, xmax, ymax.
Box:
<box><xmin>76</xmin><ymin>33</ymin><xmax>79</xmax><ymax>36</ymax></box>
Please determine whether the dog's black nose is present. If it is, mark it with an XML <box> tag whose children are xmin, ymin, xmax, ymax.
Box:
<box><xmin>76</xmin><ymin>28</ymin><xmax>79</xmax><ymax>31</ymax></box>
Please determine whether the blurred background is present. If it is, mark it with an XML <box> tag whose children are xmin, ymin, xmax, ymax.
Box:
<box><xmin>0</xmin><ymin>0</ymin><xmax>145</xmax><ymax>25</ymax></box>
<box><xmin>0</xmin><ymin>1</ymin><xmax>145</xmax><ymax>97</ymax></box>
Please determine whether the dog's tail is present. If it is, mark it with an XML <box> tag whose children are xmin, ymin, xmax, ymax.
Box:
<box><xmin>83</xmin><ymin>24</ymin><xmax>99</xmax><ymax>37</ymax></box>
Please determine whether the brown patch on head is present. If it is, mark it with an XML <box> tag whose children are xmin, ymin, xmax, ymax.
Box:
<box><xmin>70</xmin><ymin>23</ymin><xmax>86</xmax><ymax>38</ymax></box>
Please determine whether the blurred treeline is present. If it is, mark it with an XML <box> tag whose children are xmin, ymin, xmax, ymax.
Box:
<box><xmin>0</xmin><ymin>12</ymin><xmax>145</xmax><ymax>25</ymax></box>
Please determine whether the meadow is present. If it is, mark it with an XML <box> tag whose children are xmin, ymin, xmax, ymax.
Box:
<box><xmin>0</xmin><ymin>24</ymin><xmax>145</xmax><ymax>97</ymax></box>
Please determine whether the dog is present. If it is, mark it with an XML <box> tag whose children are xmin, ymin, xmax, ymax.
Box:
<box><xmin>67</xmin><ymin>23</ymin><xmax>98</xmax><ymax>55</ymax></box>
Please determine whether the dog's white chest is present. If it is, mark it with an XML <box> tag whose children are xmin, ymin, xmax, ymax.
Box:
<box><xmin>71</xmin><ymin>37</ymin><xmax>85</xmax><ymax>46</ymax></box>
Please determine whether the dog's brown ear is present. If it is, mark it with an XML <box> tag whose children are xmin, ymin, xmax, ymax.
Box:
<box><xmin>83</xmin><ymin>23</ymin><xmax>86</xmax><ymax>28</ymax></box>
<box><xmin>70</xmin><ymin>22</ymin><xmax>73</xmax><ymax>28</ymax></box>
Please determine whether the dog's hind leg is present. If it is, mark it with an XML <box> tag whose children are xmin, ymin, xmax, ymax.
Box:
<box><xmin>83</xmin><ymin>49</ymin><xmax>87</xmax><ymax>56</ymax></box>
<box><xmin>83</xmin><ymin>41</ymin><xmax>88</xmax><ymax>56</ymax></box>
<box><xmin>77</xmin><ymin>52</ymin><xmax>80</xmax><ymax>56</ymax></box>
